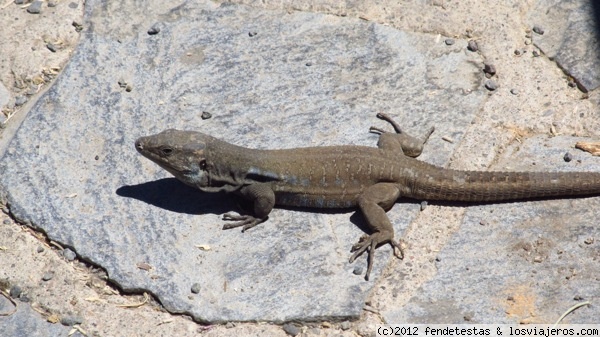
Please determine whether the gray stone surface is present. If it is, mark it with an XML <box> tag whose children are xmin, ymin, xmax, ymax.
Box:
<box><xmin>383</xmin><ymin>136</ymin><xmax>600</xmax><ymax>323</ymax></box>
<box><xmin>0</xmin><ymin>81</ymin><xmax>9</xmax><ymax>111</ymax></box>
<box><xmin>0</xmin><ymin>299</ymin><xmax>74</xmax><ymax>337</ymax></box>
<box><xmin>0</xmin><ymin>0</ymin><xmax>485</xmax><ymax>322</ymax></box>
<box><xmin>529</xmin><ymin>0</ymin><xmax>600</xmax><ymax>92</ymax></box>
<box><xmin>26</xmin><ymin>1</ymin><xmax>43</xmax><ymax>14</ymax></box>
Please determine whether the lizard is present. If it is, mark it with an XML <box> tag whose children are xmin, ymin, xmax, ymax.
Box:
<box><xmin>135</xmin><ymin>113</ymin><xmax>600</xmax><ymax>280</ymax></box>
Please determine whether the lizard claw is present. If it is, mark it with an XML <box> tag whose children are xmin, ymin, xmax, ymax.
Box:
<box><xmin>349</xmin><ymin>232</ymin><xmax>404</xmax><ymax>281</ymax></box>
<box><xmin>222</xmin><ymin>213</ymin><xmax>265</xmax><ymax>232</ymax></box>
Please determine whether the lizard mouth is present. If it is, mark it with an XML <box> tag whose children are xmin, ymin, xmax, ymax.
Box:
<box><xmin>157</xmin><ymin>162</ymin><xmax>193</xmax><ymax>176</ymax></box>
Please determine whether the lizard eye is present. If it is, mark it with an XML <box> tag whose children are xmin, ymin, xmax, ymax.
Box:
<box><xmin>161</xmin><ymin>147</ymin><xmax>173</xmax><ymax>156</ymax></box>
<box><xmin>199</xmin><ymin>159</ymin><xmax>207</xmax><ymax>170</ymax></box>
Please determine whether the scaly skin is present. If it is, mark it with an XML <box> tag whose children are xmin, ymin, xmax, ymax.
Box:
<box><xmin>135</xmin><ymin>113</ymin><xmax>600</xmax><ymax>280</ymax></box>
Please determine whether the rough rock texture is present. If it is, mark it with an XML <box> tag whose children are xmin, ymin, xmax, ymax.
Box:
<box><xmin>529</xmin><ymin>0</ymin><xmax>600</xmax><ymax>92</ymax></box>
<box><xmin>0</xmin><ymin>300</ymin><xmax>76</xmax><ymax>337</ymax></box>
<box><xmin>382</xmin><ymin>136</ymin><xmax>600</xmax><ymax>323</ymax></box>
<box><xmin>0</xmin><ymin>0</ymin><xmax>484</xmax><ymax>322</ymax></box>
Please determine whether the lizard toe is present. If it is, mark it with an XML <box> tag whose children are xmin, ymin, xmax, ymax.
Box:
<box><xmin>348</xmin><ymin>232</ymin><xmax>404</xmax><ymax>281</ymax></box>
<box><xmin>221</xmin><ymin>213</ymin><xmax>265</xmax><ymax>231</ymax></box>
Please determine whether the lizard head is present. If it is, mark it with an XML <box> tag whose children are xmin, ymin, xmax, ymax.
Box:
<box><xmin>135</xmin><ymin>129</ymin><xmax>213</xmax><ymax>188</ymax></box>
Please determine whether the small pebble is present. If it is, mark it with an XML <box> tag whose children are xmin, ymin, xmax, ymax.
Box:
<box><xmin>148</xmin><ymin>24</ymin><xmax>161</xmax><ymax>35</ymax></box>
<box><xmin>510</xmin><ymin>88</ymin><xmax>519</xmax><ymax>95</ymax></box>
<box><xmin>26</xmin><ymin>0</ymin><xmax>42</xmax><ymax>14</ymax></box>
<box><xmin>15</xmin><ymin>96</ymin><xmax>27</xmax><ymax>106</ymax></box>
<box><xmin>444</xmin><ymin>38</ymin><xmax>455</xmax><ymax>46</ymax></box>
<box><xmin>191</xmin><ymin>283</ymin><xmax>201</xmax><ymax>294</ymax></box>
<box><xmin>48</xmin><ymin>0</ymin><xmax>57</xmax><ymax>7</ymax></box>
<box><xmin>584</xmin><ymin>237</ymin><xmax>594</xmax><ymax>245</ymax></box>
<box><xmin>574</xmin><ymin>295</ymin><xmax>584</xmax><ymax>301</ymax></box>
<box><xmin>19</xmin><ymin>295</ymin><xmax>30</xmax><ymax>303</ymax></box>
<box><xmin>36</xmin><ymin>246</ymin><xmax>44</xmax><ymax>253</ymax></box>
<box><xmin>435</xmin><ymin>256</ymin><xmax>441</xmax><ymax>262</ymax></box>
<box><xmin>201</xmin><ymin>111</ymin><xmax>212</xmax><ymax>120</ymax></box>
<box><xmin>340</xmin><ymin>321</ymin><xmax>351</xmax><ymax>330</ymax></box>
<box><xmin>3</xmin><ymin>219</ymin><xmax>10</xmax><ymax>225</ymax></box>
<box><xmin>305</xmin><ymin>62</ymin><xmax>312</xmax><ymax>67</ymax></box>
<box><xmin>352</xmin><ymin>266</ymin><xmax>363</xmax><ymax>276</ymax></box>
<box><xmin>62</xmin><ymin>248</ymin><xmax>76</xmax><ymax>261</ymax></box>
<box><xmin>568</xmin><ymin>80</ymin><xmax>577</xmax><ymax>88</ymax></box>
<box><xmin>9</xmin><ymin>285</ymin><xmax>22</xmax><ymax>298</ymax></box>
<box><xmin>420</xmin><ymin>201</ymin><xmax>428</xmax><ymax>211</ymax></box>
<box><xmin>72</xmin><ymin>21</ymin><xmax>83</xmax><ymax>32</ymax></box>
<box><xmin>68</xmin><ymin>1</ymin><xmax>78</xmax><ymax>9</ymax></box>
<box><xmin>563</xmin><ymin>152</ymin><xmax>573</xmax><ymax>162</ymax></box>
<box><xmin>514</xmin><ymin>49</ymin><xmax>522</xmax><ymax>56</ymax></box>
<box><xmin>47</xmin><ymin>43</ymin><xmax>58</xmax><ymax>53</ymax></box>
<box><xmin>125</xmin><ymin>84</ymin><xmax>133</xmax><ymax>92</ymax></box>
<box><xmin>248</xmin><ymin>31</ymin><xmax>257</xmax><ymax>37</ymax></box>
<box><xmin>42</xmin><ymin>271</ymin><xmax>54</xmax><ymax>281</ymax></box>
<box><xmin>225</xmin><ymin>322</ymin><xmax>235</xmax><ymax>328</ymax></box>
<box><xmin>532</xmin><ymin>50</ymin><xmax>540</xmax><ymax>57</ymax></box>
<box><xmin>60</xmin><ymin>315</ymin><xmax>84</xmax><ymax>326</ymax></box>
<box><xmin>483</xmin><ymin>63</ymin><xmax>496</xmax><ymax>76</ymax></box>
<box><xmin>14</xmin><ymin>0</ymin><xmax>26</xmax><ymax>4</ymax></box>
<box><xmin>479</xmin><ymin>220</ymin><xmax>488</xmax><ymax>226</ymax></box>
<box><xmin>484</xmin><ymin>80</ymin><xmax>498</xmax><ymax>91</ymax></box>
<box><xmin>283</xmin><ymin>323</ymin><xmax>300</xmax><ymax>336</ymax></box>
<box><xmin>467</xmin><ymin>40</ymin><xmax>478</xmax><ymax>52</ymax></box>
<box><xmin>532</xmin><ymin>25</ymin><xmax>545</xmax><ymax>35</ymax></box>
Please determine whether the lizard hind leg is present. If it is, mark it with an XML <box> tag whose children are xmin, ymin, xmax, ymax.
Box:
<box><xmin>350</xmin><ymin>183</ymin><xmax>403</xmax><ymax>281</ymax></box>
<box><xmin>369</xmin><ymin>112</ymin><xmax>434</xmax><ymax>158</ymax></box>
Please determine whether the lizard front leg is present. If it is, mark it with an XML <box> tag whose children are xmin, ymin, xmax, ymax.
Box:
<box><xmin>222</xmin><ymin>183</ymin><xmax>275</xmax><ymax>232</ymax></box>
<box><xmin>349</xmin><ymin>183</ymin><xmax>403</xmax><ymax>281</ymax></box>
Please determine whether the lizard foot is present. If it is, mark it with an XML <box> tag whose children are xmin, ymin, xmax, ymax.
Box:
<box><xmin>221</xmin><ymin>213</ymin><xmax>265</xmax><ymax>232</ymax></box>
<box><xmin>349</xmin><ymin>232</ymin><xmax>404</xmax><ymax>281</ymax></box>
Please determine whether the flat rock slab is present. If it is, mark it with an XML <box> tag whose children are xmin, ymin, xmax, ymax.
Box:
<box><xmin>0</xmin><ymin>299</ymin><xmax>76</xmax><ymax>337</ymax></box>
<box><xmin>384</xmin><ymin>135</ymin><xmax>600</xmax><ymax>323</ymax></box>
<box><xmin>0</xmin><ymin>0</ymin><xmax>484</xmax><ymax>322</ymax></box>
<box><xmin>529</xmin><ymin>0</ymin><xmax>600</xmax><ymax>92</ymax></box>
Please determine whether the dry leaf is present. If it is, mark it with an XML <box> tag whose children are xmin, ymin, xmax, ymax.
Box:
<box><xmin>116</xmin><ymin>292</ymin><xmax>150</xmax><ymax>308</ymax></box>
<box><xmin>47</xmin><ymin>314</ymin><xmax>60</xmax><ymax>323</ymax></box>
<box><xmin>576</xmin><ymin>141</ymin><xmax>600</xmax><ymax>156</ymax></box>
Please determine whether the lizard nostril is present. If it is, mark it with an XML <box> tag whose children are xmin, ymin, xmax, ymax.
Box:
<box><xmin>135</xmin><ymin>140</ymin><xmax>143</xmax><ymax>151</ymax></box>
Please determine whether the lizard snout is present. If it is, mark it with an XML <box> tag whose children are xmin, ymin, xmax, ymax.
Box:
<box><xmin>134</xmin><ymin>138</ymin><xmax>145</xmax><ymax>153</ymax></box>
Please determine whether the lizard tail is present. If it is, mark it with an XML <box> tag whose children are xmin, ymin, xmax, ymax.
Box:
<box><xmin>411</xmin><ymin>169</ymin><xmax>600</xmax><ymax>202</ymax></box>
